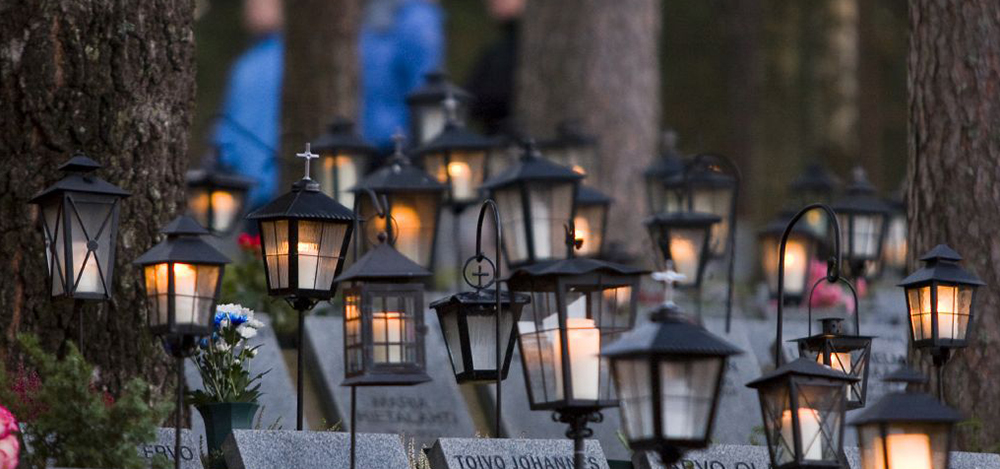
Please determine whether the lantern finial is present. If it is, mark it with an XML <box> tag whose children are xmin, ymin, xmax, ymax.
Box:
<box><xmin>442</xmin><ymin>91</ymin><xmax>459</xmax><ymax>124</ymax></box>
<box><xmin>652</xmin><ymin>261</ymin><xmax>686</xmax><ymax>307</ymax></box>
<box><xmin>296</xmin><ymin>142</ymin><xmax>319</xmax><ymax>181</ymax></box>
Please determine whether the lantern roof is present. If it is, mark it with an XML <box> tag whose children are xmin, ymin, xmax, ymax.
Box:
<box><xmin>644</xmin><ymin>211</ymin><xmax>721</xmax><ymax>229</ymax></box>
<box><xmin>850</xmin><ymin>392</ymin><xmax>962</xmax><ymax>425</ymax></box>
<box><xmin>539</xmin><ymin>119</ymin><xmax>598</xmax><ymax>149</ymax></box>
<box><xmin>353</xmin><ymin>142</ymin><xmax>447</xmax><ymax>194</ymax></box>
<box><xmin>406</xmin><ymin>70</ymin><xmax>473</xmax><ymax>105</ymax></box>
<box><xmin>134</xmin><ymin>215</ymin><xmax>231</xmax><ymax>265</ymax></box>
<box><xmin>335</xmin><ymin>241</ymin><xmax>431</xmax><ymax>282</ymax></box>
<box><xmin>429</xmin><ymin>289</ymin><xmax>530</xmax><ymax>308</ymax></box>
<box><xmin>682</xmin><ymin>156</ymin><xmax>738</xmax><ymax>187</ymax></box>
<box><xmin>898</xmin><ymin>244</ymin><xmax>984</xmax><ymax>287</ymax></box>
<box><xmin>576</xmin><ymin>185</ymin><xmax>612</xmax><ymax>206</ymax></box>
<box><xmin>831</xmin><ymin>166</ymin><xmax>892</xmax><ymax>215</ymax></box>
<box><xmin>412</xmin><ymin>122</ymin><xmax>497</xmax><ymax>154</ymax></box>
<box><xmin>789</xmin><ymin>162</ymin><xmax>840</xmax><ymax>193</ymax></box>
<box><xmin>602</xmin><ymin>303</ymin><xmax>741</xmax><ymax>358</ymax></box>
<box><xmin>507</xmin><ymin>257</ymin><xmax>645</xmax><ymax>280</ymax></box>
<box><xmin>746</xmin><ymin>357</ymin><xmax>858</xmax><ymax>389</ymax></box>
<box><xmin>31</xmin><ymin>154</ymin><xmax>131</xmax><ymax>202</ymax></box>
<box><xmin>757</xmin><ymin>212</ymin><xmax>819</xmax><ymax>238</ymax></box>
<box><xmin>311</xmin><ymin>117</ymin><xmax>377</xmax><ymax>155</ymax></box>
<box><xmin>186</xmin><ymin>160</ymin><xmax>255</xmax><ymax>191</ymax></box>
<box><xmin>481</xmin><ymin>141</ymin><xmax>584</xmax><ymax>189</ymax></box>
<box><xmin>883</xmin><ymin>366</ymin><xmax>929</xmax><ymax>385</ymax></box>
<box><xmin>791</xmin><ymin>317</ymin><xmax>875</xmax><ymax>345</ymax></box>
<box><xmin>643</xmin><ymin>129</ymin><xmax>686</xmax><ymax>180</ymax></box>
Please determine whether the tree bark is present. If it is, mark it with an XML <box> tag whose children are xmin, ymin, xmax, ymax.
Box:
<box><xmin>279</xmin><ymin>0</ymin><xmax>362</xmax><ymax>188</ymax></box>
<box><xmin>908</xmin><ymin>0</ymin><xmax>1000</xmax><ymax>451</ymax></box>
<box><xmin>721</xmin><ymin>0</ymin><xmax>762</xmax><ymax>216</ymax></box>
<box><xmin>516</xmin><ymin>0</ymin><xmax>660</xmax><ymax>258</ymax></box>
<box><xmin>0</xmin><ymin>0</ymin><xmax>195</xmax><ymax>394</ymax></box>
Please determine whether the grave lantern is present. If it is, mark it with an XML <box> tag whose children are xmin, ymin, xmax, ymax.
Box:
<box><xmin>794</xmin><ymin>318</ymin><xmax>873</xmax><ymax>409</ymax></box>
<box><xmin>431</xmin><ymin>288</ymin><xmax>528</xmax><ymax>383</ymax></box>
<box><xmin>573</xmin><ymin>185</ymin><xmax>611</xmax><ymax>258</ymax></box>
<box><xmin>311</xmin><ymin>117</ymin><xmax>377</xmax><ymax>209</ymax></box>
<box><xmin>603</xmin><ymin>271</ymin><xmax>740</xmax><ymax>466</ymax></box>
<box><xmin>406</xmin><ymin>71</ymin><xmax>472</xmax><ymax>145</ymax></box>
<box><xmin>759</xmin><ymin>213</ymin><xmax>819</xmax><ymax>306</ymax></box>
<box><xmin>899</xmin><ymin>244</ymin><xmax>983</xmax><ymax>365</ymax></box>
<box><xmin>882</xmin><ymin>192</ymin><xmax>908</xmax><ymax>274</ymax></box>
<box><xmin>31</xmin><ymin>154</ymin><xmax>130</xmax><ymax>300</ymax></box>
<box><xmin>644</xmin><ymin>129</ymin><xmax>687</xmax><ymax>216</ymax></box>
<box><xmin>684</xmin><ymin>154</ymin><xmax>739</xmax><ymax>258</ymax></box>
<box><xmin>354</xmin><ymin>134</ymin><xmax>445</xmax><ymax>269</ymax></box>
<box><xmin>483</xmin><ymin>141</ymin><xmax>583</xmax><ymax>267</ymax></box>
<box><xmin>185</xmin><ymin>152</ymin><xmax>254</xmax><ymax>236</ymax></box>
<box><xmin>338</xmin><ymin>237</ymin><xmax>433</xmax><ymax>386</ymax></box>
<box><xmin>539</xmin><ymin>120</ymin><xmax>600</xmax><ymax>177</ymax></box>
<box><xmin>644</xmin><ymin>211</ymin><xmax>720</xmax><ymax>288</ymax></box>
<box><xmin>831</xmin><ymin>167</ymin><xmax>891</xmax><ymax>279</ymax></box>
<box><xmin>788</xmin><ymin>163</ymin><xmax>840</xmax><ymax>237</ymax></box>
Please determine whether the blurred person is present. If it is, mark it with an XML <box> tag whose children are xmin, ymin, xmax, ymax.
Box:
<box><xmin>212</xmin><ymin>0</ymin><xmax>285</xmax><ymax>209</ymax></box>
<box><xmin>360</xmin><ymin>0</ymin><xmax>445</xmax><ymax>151</ymax></box>
<box><xmin>465</xmin><ymin>0</ymin><xmax>524</xmax><ymax>135</ymax></box>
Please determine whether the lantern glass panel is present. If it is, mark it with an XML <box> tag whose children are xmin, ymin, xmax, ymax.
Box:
<box><xmin>466</xmin><ymin>306</ymin><xmax>515</xmax><ymax>371</ymax></box>
<box><xmin>838</xmin><ymin>213</ymin><xmax>885</xmax><ymax>261</ymax></box>
<box><xmin>297</xmin><ymin>220</ymin><xmax>349</xmax><ymax>291</ymax></box>
<box><xmin>761</xmin><ymin>382</ymin><xmax>845</xmax><ymax>466</ymax></box>
<box><xmin>646</xmin><ymin>181</ymin><xmax>686</xmax><ymax>216</ymax></box>
<box><xmin>41</xmin><ymin>201</ymin><xmax>66</xmax><ymax>296</ymax></box>
<box><xmin>188</xmin><ymin>187</ymin><xmax>210</xmax><ymax>229</ymax></box>
<box><xmin>371</xmin><ymin>293</ymin><xmax>418</xmax><ymax>364</ymax></box>
<box><xmin>67</xmin><ymin>194</ymin><xmax>118</xmax><ymax>295</ymax></box>
<box><xmin>574</xmin><ymin>204</ymin><xmax>605</xmax><ymax>257</ymax></box>
<box><xmin>415</xmin><ymin>104</ymin><xmax>448</xmax><ymax>144</ymax></box>
<box><xmin>883</xmin><ymin>214</ymin><xmax>907</xmax><ymax>270</ymax></box>
<box><xmin>345</xmin><ymin>291</ymin><xmax>363</xmax><ymax>374</ymax></box>
<box><xmin>495</xmin><ymin>186</ymin><xmax>528</xmax><ymax>263</ymax></box>
<box><xmin>761</xmin><ymin>234</ymin><xmax>812</xmax><ymax>299</ymax></box>
<box><xmin>660</xmin><ymin>357</ymin><xmax>723</xmax><ymax>441</ymax></box>
<box><xmin>360</xmin><ymin>193</ymin><xmax>439</xmax><ymax>267</ymax></box>
<box><xmin>425</xmin><ymin>150</ymin><xmax>488</xmax><ymax>203</ymax></box>
<box><xmin>142</xmin><ymin>262</ymin><xmax>219</xmax><ymax>329</ymax></box>
<box><xmin>906</xmin><ymin>285</ymin><xmax>974</xmax><ymax>342</ymax></box>
<box><xmin>614</xmin><ymin>358</ymin><xmax>654</xmax><ymax>439</ymax></box>
<box><xmin>144</xmin><ymin>264</ymin><xmax>169</xmax><ymax>327</ymax></box>
<box><xmin>656</xmin><ymin>226</ymin><xmax>709</xmax><ymax>286</ymax></box>
<box><xmin>528</xmin><ymin>182</ymin><xmax>574</xmax><ymax>260</ymax></box>
<box><xmin>858</xmin><ymin>423</ymin><xmax>950</xmax><ymax>469</ymax></box>
<box><xmin>260</xmin><ymin>220</ymin><xmax>289</xmax><ymax>288</ymax></box>
<box><xmin>440</xmin><ymin>306</ymin><xmax>465</xmax><ymax>374</ymax></box>
<box><xmin>320</xmin><ymin>153</ymin><xmax>365</xmax><ymax>208</ymax></box>
<box><xmin>799</xmin><ymin>341</ymin><xmax>872</xmax><ymax>407</ymax></box>
<box><xmin>692</xmin><ymin>187</ymin><xmax>734</xmax><ymax>257</ymax></box>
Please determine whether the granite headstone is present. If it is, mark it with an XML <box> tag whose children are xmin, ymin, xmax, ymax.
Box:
<box><xmin>138</xmin><ymin>428</ymin><xmax>204</xmax><ymax>469</ymax></box>
<box><xmin>428</xmin><ymin>437</ymin><xmax>610</xmax><ymax>469</ymax></box>
<box><xmin>702</xmin><ymin>316</ymin><xmax>765</xmax><ymax>446</ymax></box>
<box><xmin>305</xmin><ymin>313</ymin><xmax>477</xmax><ymax>448</ymax></box>
<box><xmin>633</xmin><ymin>444</ymin><xmax>1000</xmax><ymax>469</ymax></box>
<box><xmin>223</xmin><ymin>429</ymin><xmax>409</xmax><ymax>469</ymax></box>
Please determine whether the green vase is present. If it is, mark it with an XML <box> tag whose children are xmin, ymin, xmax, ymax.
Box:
<box><xmin>196</xmin><ymin>402</ymin><xmax>260</xmax><ymax>467</ymax></box>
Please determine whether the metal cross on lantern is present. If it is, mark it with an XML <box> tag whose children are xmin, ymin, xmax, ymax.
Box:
<box><xmin>298</xmin><ymin>143</ymin><xmax>319</xmax><ymax>180</ymax></box>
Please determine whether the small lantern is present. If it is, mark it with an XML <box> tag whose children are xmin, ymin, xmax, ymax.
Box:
<box><xmin>573</xmin><ymin>185</ymin><xmax>611</xmax><ymax>258</ymax></box>
<box><xmin>794</xmin><ymin>318</ymin><xmax>873</xmax><ymax>409</ymax></box>
<box><xmin>644</xmin><ymin>129</ymin><xmax>687</xmax><ymax>216</ymax></box>
<box><xmin>644</xmin><ymin>212</ymin><xmax>720</xmax><ymax>288</ymax></box>
<box><xmin>851</xmin><ymin>369</ymin><xmax>962</xmax><ymax>469</ymax></box>
<box><xmin>759</xmin><ymin>214</ymin><xmax>819</xmax><ymax>305</ymax></box>
<box><xmin>406</xmin><ymin>71</ymin><xmax>473</xmax><ymax>145</ymax></box>
<box><xmin>538</xmin><ymin>120</ymin><xmax>600</xmax><ymax>177</ymax></box>
<box><xmin>831</xmin><ymin>167</ymin><xmax>891</xmax><ymax>279</ymax></box>
<box><xmin>311</xmin><ymin>117</ymin><xmax>377</xmax><ymax>209</ymax></box>
<box><xmin>510</xmin><ymin>257</ymin><xmax>643</xmax><ymax>411</ymax></box>
<box><xmin>246</xmin><ymin>144</ymin><xmax>356</xmax><ymax>299</ymax></box>
<box><xmin>747</xmin><ymin>358</ymin><xmax>858</xmax><ymax>469</ymax></box>
<box><xmin>413</xmin><ymin>97</ymin><xmax>496</xmax><ymax>206</ymax></box>
<box><xmin>685</xmin><ymin>155</ymin><xmax>739</xmax><ymax>258</ymax></box>
<box><xmin>482</xmin><ymin>141</ymin><xmax>584</xmax><ymax>267</ymax></box>
<box><xmin>788</xmin><ymin>163</ymin><xmax>840</xmax><ymax>237</ymax></box>
<box><xmin>337</xmin><ymin>239</ymin><xmax>433</xmax><ymax>386</ymax></box>
<box><xmin>30</xmin><ymin>154</ymin><xmax>131</xmax><ymax>299</ymax></box>
<box><xmin>882</xmin><ymin>192</ymin><xmax>908</xmax><ymax>274</ymax></box>
<box><xmin>899</xmin><ymin>244</ymin><xmax>983</xmax><ymax>355</ymax></box>
<box><xmin>431</xmin><ymin>289</ymin><xmax>529</xmax><ymax>383</ymax></box>
<box><xmin>354</xmin><ymin>135</ymin><xmax>445</xmax><ymax>269</ymax></box>
<box><xmin>186</xmin><ymin>154</ymin><xmax>254</xmax><ymax>236</ymax></box>
<box><xmin>135</xmin><ymin>216</ymin><xmax>230</xmax><ymax>349</ymax></box>
<box><xmin>603</xmin><ymin>274</ymin><xmax>740</xmax><ymax>465</ymax></box>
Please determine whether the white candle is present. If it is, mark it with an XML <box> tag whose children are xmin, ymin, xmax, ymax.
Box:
<box><xmin>297</xmin><ymin>241</ymin><xmax>319</xmax><ymax>289</ymax></box>
<box><xmin>782</xmin><ymin>408</ymin><xmax>823</xmax><ymax>460</ymax></box>
<box><xmin>448</xmin><ymin>160</ymin><xmax>473</xmax><ymax>200</ymax></box>
<box><xmin>72</xmin><ymin>240</ymin><xmax>102</xmax><ymax>293</ymax></box>
<box><xmin>574</xmin><ymin>215</ymin><xmax>591</xmax><ymax>255</ymax></box>
<box><xmin>544</xmin><ymin>310</ymin><xmax>601</xmax><ymax>401</ymax></box>
<box><xmin>389</xmin><ymin>204</ymin><xmax>422</xmax><ymax>264</ymax></box>
<box><xmin>871</xmin><ymin>433</ymin><xmax>933</xmax><ymax>469</ymax></box>
<box><xmin>783</xmin><ymin>239</ymin><xmax>808</xmax><ymax>295</ymax></box>
<box><xmin>336</xmin><ymin>156</ymin><xmax>358</xmax><ymax>208</ymax></box>
<box><xmin>172</xmin><ymin>263</ymin><xmax>197</xmax><ymax>325</ymax></box>
<box><xmin>817</xmin><ymin>352</ymin><xmax>853</xmax><ymax>374</ymax></box>
<box><xmin>669</xmin><ymin>235</ymin><xmax>699</xmax><ymax>282</ymax></box>
<box><xmin>530</xmin><ymin>195</ymin><xmax>552</xmax><ymax>259</ymax></box>
<box><xmin>660</xmin><ymin>362</ymin><xmax>696</xmax><ymax>438</ymax></box>
<box><xmin>373</xmin><ymin>311</ymin><xmax>404</xmax><ymax>363</ymax></box>
<box><xmin>420</xmin><ymin>106</ymin><xmax>446</xmax><ymax>144</ymax></box>
<box><xmin>210</xmin><ymin>190</ymin><xmax>237</xmax><ymax>233</ymax></box>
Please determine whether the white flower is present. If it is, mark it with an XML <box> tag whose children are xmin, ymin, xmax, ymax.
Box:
<box><xmin>247</xmin><ymin>319</ymin><xmax>265</xmax><ymax>329</ymax></box>
<box><xmin>237</xmin><ymin>325</ymin><xmax>257</xmax><ymax>339</ymax></box>
<box><xmin>249</xmin><ymin>348</ymin><xmax>258</xmax><ymax>357</ymax></box>
<box><xmin>215</xmin><ymin>341</ymin><xmax>231</xmax><ymax>353</ymax></box>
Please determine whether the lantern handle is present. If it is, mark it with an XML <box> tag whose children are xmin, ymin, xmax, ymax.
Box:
<box><xmin>473</xmin><ymin>198</ymin><xmax>505</xmax><ymax>439</ymax></box>
<box><xmin>805</xmin><ymin>275</ymin><xmax>861</xmax><ymax>336</ymax></box>
<box><xmin>352</xmin><ymin>188</ymin><xmax>392</xmax><ymax>258</ymax></box>
<box><xmin>775</xmin><ymin>203</ymin><xmax>843</xmax><ymax>367</ymax></box>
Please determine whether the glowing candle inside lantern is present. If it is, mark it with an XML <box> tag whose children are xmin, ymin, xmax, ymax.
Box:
<box><xmin>210</xmin><ymin>190</ymin><xmax>237</xmax><ymax>232</ymax></box>
<box><xmin>784</xmin><ymin>239</ymin><xmax>808</xmax><ymax>295</ymax></box>
<box><xmin>323</xmin><ymin>156</ymin><xmax>358</xmax><ymax>207</ymax></box>
<box><xmin>919</xmin><ymin>286</ymin><xmax>960</xmax><ymax>340</ymax></box>
<box><xmin>384</xmin><ymin>204</ymin><xmax>421</xmax><ymax>262</ymax></box>
<box><xmin>545</xmin><ymin>302</ymin><xmax>601</xmax><ymax>401</ymax></box>
<box><xmin>420</xmin><ymin>107</ymin><xmax>446</xmax><ymax>143</ymax></box>
<box><xmin>373</xmin><ymin>311</ymin><xmax>404</xmax><ymax>363</ymax></box>
<box><xmin>781</xmin><ymin>408</ymin><xmax>823</xmax><ymax>460</ymax></box>
<box><xmin>448</xmin><ymin>160</ymin><xmax>474</xmax><ymax>201</ymax></box>
<box><xmin>817</xmin><ymin>352</ymin><xmax>853</xmax><ymax>374</ymax></box>
<box><xmin>172</xmin><ymin>263</ymin><xmax>197</xmax><ymax>324</ymax></box>
<box><xmin>869</xmin><ymin>433</ymin><xmax>933</xmax><ymax>469</ymax></box>
<box><xmin>530</xmin><ymin>196</ymin><xmax>552</xmax><ymax>259</ymax></box>
<box><xmin>571</xmin><ymin>164</ymin><xmax>586</xmax><ymax>175</ymax></box>
<box><xmin>297</xmin><ymin>241</ymin><xmax>320</xmax><ymax>289</ymax></box>
<box><xmin>669</xmin><ymin>236</ymin><xmax>699</xmax><ymax>281</ymax></box>
<box><xmin>573</xmin><ymin>215</ymin><xmax>590</xmax><ymax>252</ymax></box>
<box><xmin>72</xmin><ymin>240</ymin><xmax>102</xmax><ymax>293</ymax></box>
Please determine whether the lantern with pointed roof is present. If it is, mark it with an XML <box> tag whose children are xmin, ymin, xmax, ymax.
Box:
<box><xmin>644</xmin><ymin>211</ymin><xmax>720</xmax><ymax>289</ymax></box>
<box><xmin>311</xmin><ymin>117</ymin><xmax>378</xmax><ymax>208</ymax></box>
<box><xmin>573</xmin><ymin>185</ymin><xmax>611</xmax><ymax>258</ymax></box>
<box><xmin>135</xmin><ymin>216</ymin><xmax>231</xmax><ymax>354</ymax></box>
<box><xmin>899</xmin><ymin>244</ymin><xmax>984</xmax><ymax>358</ymax></box>
<box><xmin>482</xmin><ymin>141</ymin><xmax>584</xmax><ymax>267</ymax></box>
<box><xmin>794</xmin><ymin>317</ymin><xmax>873</xmax><ymax>409</ymax></box>
<box><xmin>759</xmin><ymin>212</ymin><xmax>820</xmax><ymax>305</ymax></box>
<box><xmin>186</xmin><ymin>151</ymin><xmax>254</xmax><ymax>236</ymax></box>
<box><xmin>603</xmin><ymin>271</ymin><xmax>741</xmax><ymax>465</ymax></box>
<box><xmin>406</xmin><ymin>71</ymin><xmax>473</xmax><ymax>145</ymax></box>
<box><xmin>682</xmin><ymin>154</ymin><xmax>740</xmax><ymax>258</ymax></box>
<box><xmin>30</xmin><ymin>154</ymin><xmax>131</xmax><ymax>300</ymax></box>
<box><xmin>831</xmin><ymin>167</ymin><xmax>891</xmax><ymax>279</ymax></box>
<box><xmin>882</xmin><ymin>189</ymin><xmax>908</xmax><ymax>274</ymax></box>
<box><xmin>354</xmin><ymin>134</ymin><xmax>446</xmax><ymax>269</ymax></box>
<box><xmin>337</xmin><ymin>236</ymin><xmax>433</xmax><ymax>386</ymax></box>
<box><xmin>246</xmin><ymin>144</ymin><xmax>356</xmax><ymax>300</ymax></box>
<box><xmin>788</xmin><ymin>163</ymin><xmax>840</xmax><ymax>238</ymax></box>
<box><xmin>539</xmin><ymin>119</ymin><xmax>600</xmax><ymax>177</ymax></box>
<box><xmin>851</xmin><ymin>368</ymin><xmax>963</xmax><ymax>469</ymax></box>
<box><xmin>644</xmin><ymin>129</ymin><xmax>687</xmax><ymax>216</ymax></box>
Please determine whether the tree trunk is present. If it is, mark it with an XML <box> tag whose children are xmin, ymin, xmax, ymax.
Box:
<box><xmin>279</xmin><ymin>0</ymin><xmax>362</xmax><ymax>188</ymax></box>
<box><xmin>721</xmin><ymin>0</ymin><xmax>762</xmax><ymax>216</ymax></box>
<box><xmin>0</xmin><ymin>0</ymin><xmax>195</xmax><ymax>394</ymax></box>
<box><xmin>908</xmin><ymin>0</ymin><xmax>1000</xmax><ymax>451</ymax></box>
<box><xmin>516</xmin><ymin>0</ymin><xmax>660</xmax><ymax>258</ymax></box>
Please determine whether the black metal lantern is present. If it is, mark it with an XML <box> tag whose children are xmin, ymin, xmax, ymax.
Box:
<box><xmin>684</xmin><ymin>154</ymin><xmax>739</xmax><ymax>258</ymax></box>
<box><xmin>482</xmin><ymin>141</ymin><xmax>584</xmax><ymax>267</ymax></box>
<box><xmin>851</xmin><ymin>369</ymin><xmax>962</xmax><ymax>469</ymax></box>
<box><xmin>788</xmin><ymin>163</ymin><xmax>839</xmax><ymax>237</ymax></box>
<box><xmin>338</xmin><ymin>239</ymin><xmax>433</xmax><ymax>386</ymax></box>
<box><xmin>431</xmin><ymin>289</ymin><xmax>528</xmax><ymax>383</ymax></box>
<box><xmin>882</xmin><ymin>191</ymin><xmax>908</xmax><ymax>274</ymax></box>
<box><xmin>759</xmin><ymin>214</ymin><xmax>819</xmax><ymax>305</ymax></box>
<box><xmin>573</xmin><ymin>185</ymin><xmax>611</xmax><ymax>258</ymax></box>
<box><xmin>413</xmin><ymin>96</ymin><xmax>496</xmax><ymax>207</ymax></box>
<box><xmin>185</xmin><ymin>154</ymin><xmax>254</xmax><ymax>236</ymax></box>
<box><xmin>603</xmin><ymin>274</ymin><xmax>741</xmax><ymax>466</ymax></box>
<box><xmin>354</xmin><ymin>135</ymin><xmax>445</xmax><ymax>269</ymax></box>
<box><xmin>644</xmin><ymin>211</ymin><xmax>720</xmax><ymax>288</ymax></box>
<box><xmin>406</xmin><ymin>71</ymin><xmax>473</xmax><ymax>145</ymax></box>
<box><xmin>899</xmin><ymin>245</ymin><xmax>983</xmax><ymax>364</ymax></box>
<box><xmin>312</xmin><ymin>117</ymin><xmax>378</xmax><ymax>209</ymax></box>
<box><xmin>539</xmin><ymin>120</ymin><xmax>600</xmax><ymax>177</ymax></box>
<box><xmin>644</xmin><ymin>129</ymin><xmax>687</xmax><ymax>216</ymax></box>
<box><xmin>794</xmin><ymin>317</ymin><xmax>873</xmax><ymax>409</ymax></box>
<box><xmin>30</xmin><ymin>154</ymin><xmax>131</xmax><ymax>300</ymax></box>
<box><xmin>831</xmin><ymin>167</ymin><xmax>891</xmax><ymax>279</ymax></box>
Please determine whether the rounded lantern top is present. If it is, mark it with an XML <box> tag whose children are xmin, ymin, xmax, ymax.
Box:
<box><xmin>353</xmin><ymin>141</ymin><xmax>447</xmax><ymax>194</ymax></box>
<box><xmin>405</xmin><ymin>70</ymin><xmax>473</xmax><ymax>105</ymax></box>
<box><xmin>644</xmin><ymin>129</ymin><xmax>686</xmax><ymax>180</ymax></box>
<box><xmin>850</xmin><ymin>392</ymin><xmax>962</xmax><ymax>427</ymax></box>
<box><xmin>311</xmin><ymin>117</ymin><xmax>378</xmax><ymax>155</ymax></box>
<box><xmin>831</xmin><ymin>166</ymin><xmax>892</xmax><ymax>215</ymax></box>
<box><xmin>789</xmin><ymin>162</ymin><xmax>840</xmax><ymax>194</ymax></box>
<box><xmin>602</xmin><ymin>302</ymin><xmax>741</xmax><ymax>359</ymax></box>
<box><xmin>30</xmin><ymin>153</ymin><xmax>131</xmax><ymax>202</ymax></box>
<box><xmin>481</xmin><ymin>140</ymin><xmax>585</xmax><ymax>190</ymax></box>
<box><xmin>133</xmin><ymin>215</ymin><xmax>231</xmax><ymax>266</ymax></box>
<box><xmin>334</xmin><ymin>241</ymin><xmax>431</xmax><ymax>283</ymax></box>
<box><xmin>898</xmin><ymin>244</ymin><xmax>985</xmax><ymax>288</ymax></box>
<box><xmin>411</xmin><ymin>120</ymin><xmax>496</xmax><ymax>155</ymax></box>
<box><xmin>185</xmin><ymin>159</ymin><xmax>255</xmax><ymax>192</ymax></box>
<box><xmin>746</xmin><ymin>357</ymin><xmax>859</xmax><ymax>389</ymax></box>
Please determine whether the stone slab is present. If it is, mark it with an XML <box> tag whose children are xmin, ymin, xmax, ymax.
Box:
<box><xmin>223</xmin><ymin>429</ymin><xmax>409</xmax><ymax>469</ymax></box>
<box><xmin>137</xmin><ymin>428</ymin><xmax>204</xmax><ymax>469</ymax></box>
<box><xmin>634</xmin><ymin>444</ymin><xmax>1000</xmax><ymax>469</ymax></box>
<box><xmin>305</xmin><ymin>313</ymin><xmax>477</xmax><ymax>448</ymax></box>
<box><xmin>428</xmin><ymin>437</ymin><xmax>610</xmax><ymax>469</ymax></box>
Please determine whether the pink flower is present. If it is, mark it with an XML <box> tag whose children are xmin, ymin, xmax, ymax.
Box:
<box><xmin>237</xmin><ymin>233</ymin><xmax>261</xmax><ymax>251</ymax></box>
<box><xmin>0</xmin><ymin>405</ymin><xmax>19</xmax><ymax>469</ymax></box>
<box><xmin>807</xmin><ymin>260</ymin><xmax>855</xmax><ymax>313</ymax></box>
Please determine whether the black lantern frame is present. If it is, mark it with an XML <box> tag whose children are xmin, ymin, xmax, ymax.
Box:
<box><xmin>406</xmin><ymin>71</ymin><xmax>473</xmax><ymax>146</ymax></box>
<box><xmin>573</xmin><ymin>185</ymin><xmax>611</xmax><ymax>258</ymax></box>
<box><xmin>185</xmin><ymin>152</ymin><xmax>254</xmax><ymax>236</ymax></box>
<box><xmin>311</xmin><ymin>117</ymin><xmax>378</xmax><ymax>209</ymax></box>
<box><xmin>794</xmin><ymin>313</ymin><xmax>873</xmax><ymax>410</ymax></box>
<box><xmin>644</xmin><ymin>129</ymin><xmax>687</xmax><ymax>216</ymax></box>
<box><xmin>645</xmin><ymin>211</ymin><xmax>720</xmax><ymax>289</ymax></box>
<box><xmin>538</xmin><ymin>120</ymin><xmax>600</xmax><ymax>177</ymax></box>
<box><xmin>831</xmin><ymin>167</ymin><xmax>891</xmax><ymax>279</ymax></box>
<box><xmin>788</xmin><ymin>163</ymin><xmax>840</xmax><ymax>239</ymax></box>
<box><xmin>882</xmin><ymin>193</ymin><xmax>908</xmax><ymax>275</ymax></box>
<box><xmin>682</xmin><ymin>154</ymin><xmax>740</xmax><ymax>260</ymax></box>
<box><xmin>759</xmin><ymin>213</ymin><xmax>820</xmax><ymax>306</ymax></box>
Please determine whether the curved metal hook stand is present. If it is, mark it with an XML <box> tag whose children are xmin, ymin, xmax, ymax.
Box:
<box><xmin>805</xmin><ymin>275</ymin><xmax>861</xmax><ymax>336</ymax></box>
<box><xmin>473</xmin><ymin>199</ymin><xmax>505</xmax><ymax>438</ymax></box>
<box><xmin>774</xmin><ymin>203</ymin><xmax>843</xmax><ymax>367</ymax></box>
<box><xmin>352</xmin><ymin>188</ymin><xmax>395</xmax><ymax>259</ymax></box>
